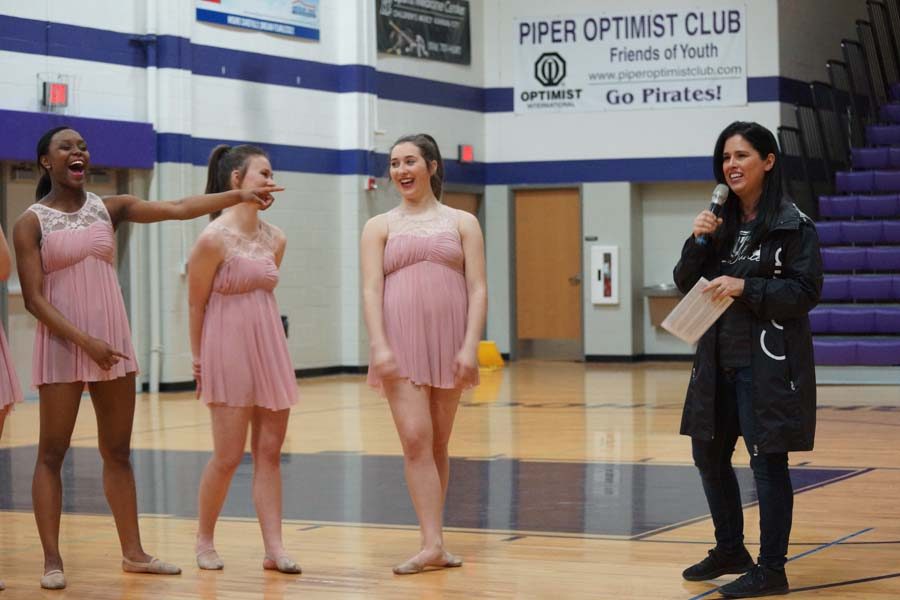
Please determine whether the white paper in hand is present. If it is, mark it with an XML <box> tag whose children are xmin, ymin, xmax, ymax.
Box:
<box><xmin>661</xmin><ymin>277</ymin><xmax>734</xmax><ymax>345</ymax></box>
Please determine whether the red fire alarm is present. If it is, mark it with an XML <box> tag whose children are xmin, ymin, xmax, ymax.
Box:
<box><xmin>458</xmin><ymin>144</ymin><xmax>474</xmax><ymax>163</ymax></box>
<box><xmin>43</xmin><ymin>82</ymin><xmax>69</xmax><ymax>107</ymax></box>
<box><xmin>364</xmin><ymin>176</ymin><xmax>378</xmax><ymax>191</ymax></box>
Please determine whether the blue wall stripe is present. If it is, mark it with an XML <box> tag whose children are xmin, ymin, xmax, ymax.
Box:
<box><xmin>484</xmin><ymin>87</ymin><xmax>515</xmax><ymax>113</ymax></box>
<box><xmin>0</xmin><ymin>14</ymin><xmax>47</xmax><ymax>55</ymax></box>
<box><xmin>486</xmin><ymin>156</ymin><xmax>711</xmax><ymax>185</ymax></box>
<box><xmin>1</xmin><ymin>14</ymin><xmax>809</xmax><ymax>113</ymax></box>
<box><xmin>0</xmin><ymin>109</ymin><xmax>708</xmax><ymax>185</ymax></box>
<box><xmin>156</xmin><ymin>34</ymin><xmax>192</xmax><ymax>70</ymax></box>
<box><xmin>377</xmin><ymin>71</ymin><xmax>485</xmax><ymax>112</ymax></box>
<box><xmin>0</xmin><ymin>15</ymin><xmax>147</xmax><ymax>67</ymax></box>
<box><xmin>157</xmin><ymin>135</ymin><xmax>486</xmax><ymax>183</ymax></box>
<box><xmin>157</xmin><ymin>135</ymin><xmax>699</xmax><ymax>185</ymax></box>
<box><xmin>0</xmin><ymin>109</ymin><xmax>155</xmax><ymax>169</ymax></box>
<box><xmin>157</xmin><ymin>133</ymin><xmax>369</xmax><ymax>175</ymax></box>
<box><xmin>749</xmin><ymin>75</ymin><xmax>812</xmax><ymax>106</ymax></box>
<box><xmin>189</xmin><ymin>43</ymin><xmax>377</xmax><ymax>94</ymax></box>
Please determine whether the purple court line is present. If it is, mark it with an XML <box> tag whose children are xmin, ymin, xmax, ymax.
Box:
<box><xmin>684</xmin><ymin>527</ymin><xmax>873</xmax><ymax>600</ymax></box>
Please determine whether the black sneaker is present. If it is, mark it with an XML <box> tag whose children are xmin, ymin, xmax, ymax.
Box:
<box><xmin>682</xmin><ymin>547</ymin><xmax>755</xmax><ymax>581</ymax></box>
<box><xmin>719</xmin><ymin>565</ymin><xmax>789</xmax><ymax>598</ymax></box>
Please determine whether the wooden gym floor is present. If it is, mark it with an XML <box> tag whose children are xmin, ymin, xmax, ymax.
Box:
<box><xmin>0</xmin><ymin>361</ymin><xmax>898</xmax><ymax>599</ymax></box>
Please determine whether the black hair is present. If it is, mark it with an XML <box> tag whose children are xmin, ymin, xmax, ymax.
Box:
<box><xmin>712</xmin><ymin>121</ymin><xmax>784</xmax><ymax>253</ymax></box>
<box><xmin>389</xmin><ymin>133</ymin><xmax>445</xmax><ymax>199</ymax></box>
<box><xmin>35</xmin><ymin>125</ymin><xmax>74</xmax><ymax>200</ymax></box>
<box><xmin>205</xmin><ymin>144</ymin><xmax>269</xmax><ymax>219</ymax></box>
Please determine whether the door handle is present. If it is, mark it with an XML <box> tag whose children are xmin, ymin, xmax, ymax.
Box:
<box><xmin>568</xmin><ymin>274</ymin><xmax>582</xmax><ymax>285</ymax></box>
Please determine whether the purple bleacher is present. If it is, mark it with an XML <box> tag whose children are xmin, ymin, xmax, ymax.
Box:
<box><xmin>852</xmin><ymin>147</ymin><xmax>889</xmax><ymax>169</ymax></box>
<box><xmin>822</xmin><ymin>247</ymin><xmax>866</xmax><ymax>271</ymax></box>
<box><xmin>850</xmin><ymin>275</ymin><xmax>895</xmax><ymax>300</ymax></box>
<box><xmin>815</xmin><ymin>88</ymin><xmax>900</xmax><ymax>368</ymax></box>
<box><xmin>857</xmin><ymin>194</ymin><xmax>899</xmax><ymax>218</ymax></box>
<box><xmin>830</xmin><ymin>307</ymin><xmax>876</xmax><ymax>333</ymax></box>
<box><xmin>821</xmin><ymin>276</ymin><xmax>850</xmax><ymax>300</ymax></box>
<box><xmin>835</xmin><ymin>172</ymin><xmax>874</xmax><ymax>193</ymax></box>
<box><xmin>813</xmin><ymin>339</ymin><xmax>857</xmax><ymax>365</ymax></box>
<box><xmin>809</xmin><ymin>308</ymin><xmax>831</xmax><ymax>333</ymax></box>
<box><xmin>874</xmin><ymin>308</ymin><xmax>900</xmax><ymax>333</ymax></box>
<box><xmin>856</xmin><ymin>340</ymin><xmax>900</xmax><ymax>365</ymax></box>
<box><xmin>867</xmin><ymin>124</ymin><xmax>900</xmax><ymax>145</ymax></box>
<box><xmin>842</xmin><ymin>221</ymin><xmax>883</xmax><ymax>243</ymax></box>
<box><xmin>883</xmin><ymin>221</ymin><xmax>900</xmax><ymax>242</ymax></box>
<box><xmin>874</xmin><ymin>171</ymin><xmax>900</xmax><ymax>192</ymax></box>
<box><xmin>866</xmin><ymin>247</ymin><xmax>900</xmax><ymax>271</ymax></box>
<box><xmin>815</xmin><ymin>222</ymin><xmax>842</xmax><ymax>245</ymax></box>
<box><xmin>819</xmin><ymin>196</ymin><xmax>858</xmax><ymax>218</ymax></box>
<box><xmin>883</xmin><ymin>103</ymin><xmax>900</xmax><ymax>123</ymax></box>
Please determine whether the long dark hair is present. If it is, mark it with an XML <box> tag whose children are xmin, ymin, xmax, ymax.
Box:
<box><xmin>712</xmin><ymin>121</ymin><xmax>784</xmax><ymax>252</ymax></box>
<box><xmin>35</xmin><ymin>126</ymin><xmax>74</xmax><ymax>200</ymax></box>
<box><xmin>205</xmin><ymin>144</ymin><xmax>268</xmax><ymax>219</ymax></box>
<box><xmin>389</xmin><ymin>133</ymin><xmax>445</xmax><ymax>200</ymax></box>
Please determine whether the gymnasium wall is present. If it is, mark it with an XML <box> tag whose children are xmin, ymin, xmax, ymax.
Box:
<box><xmin>0</xmin><ymin>1</ymin><xmax>873</xmax><ymax>383</ymax></box>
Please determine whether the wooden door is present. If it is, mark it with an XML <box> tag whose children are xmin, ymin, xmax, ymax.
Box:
<box><xmin>515</xmin><ymin>188</ymin><xmax>582</xmax><ymax>343</ymax></box>
<box><xmin>443</xmin><ymin>192</ymin><xmax>480</xmax><ymax>216</ymax></box>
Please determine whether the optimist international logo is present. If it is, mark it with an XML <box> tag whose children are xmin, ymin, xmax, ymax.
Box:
<box><xmin>534</xmin><ymin>52</ymin><xmax>566</xmax><ymax>87</ymax></box>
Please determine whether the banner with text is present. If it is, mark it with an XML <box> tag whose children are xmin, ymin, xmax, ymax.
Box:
<box><xmin>514</xmin><ymin>8</ymin><xmax>746</xmax><ymax>113</ymax></box>
<box><xmin>376</xmin><ymin>0</ymin><xmax>471</xmax><ymax>65</ymax></box>
<box><xmin>196</xmin><ymin>0</ymin><xmax>320</xmax><ymax>41</ymax></box>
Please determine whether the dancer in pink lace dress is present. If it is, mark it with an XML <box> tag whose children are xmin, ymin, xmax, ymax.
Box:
<box><xmin>361</xmin><ymin>134</ymin><xmax>487</xmax><ymax>574</ymax></box>
<box><xmin>0</xmin><ymin>226</ymin><xmax>22</xmax><ymax>593</ymax></box>
<box><xmin>188</xmin><ymin>145</ymin><xmax>299</xmax><ymax>574</ymax></box>
<box><xmin>13</xmin><ymin>127</ymin><xmax>280</xmax><ymax>590</ymax></box>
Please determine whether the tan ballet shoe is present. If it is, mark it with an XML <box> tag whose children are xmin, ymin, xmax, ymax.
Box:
<box><xmin>196</xmin><ymin>549</ymin><xmax>224</xmax><ymax>570</ymax></box>
<box><xmin>263</xmin><ymin>555</ymin><xmax>301</xmax><ymax>574</ymax></box>
<box><xmin>392</xmin><ymin>551</ymin><xmax>463</xmax><ymax>575</ymax></box>
<box><xmin>121</xmin><ymin>557</ymin><xmax>181</xmax><ymax>575</ymax></box>
<box><xmin>40</xmin><ymin>569</ymin><xmax>66</xmax><ymax>590</ymax></box>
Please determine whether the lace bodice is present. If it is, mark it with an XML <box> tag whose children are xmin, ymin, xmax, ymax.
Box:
<box><xmin>209</xmin><ymin>220</ymin><xmax>279</xmax><ymax>261</ymax></box>
<box><xmin>29</xmin><ymin>192</ymin><xmax>111</xmax><ymax>236</ymax></box>
<box><xmin>386</xmin><ymin>204</ymin><xmax>459</xmax><ymax>239</ymax></box>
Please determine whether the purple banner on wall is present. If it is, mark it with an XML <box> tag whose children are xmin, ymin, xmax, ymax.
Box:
<box><xmin>376</xmin><ymin>0</ymin><xmax>471</xmax><ymax>65</ymax></box>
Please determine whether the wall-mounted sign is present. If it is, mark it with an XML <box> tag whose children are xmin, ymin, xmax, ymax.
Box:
<box><xmin>376</xmin><ymin>0</ymin><xmax>471</xmax><ymax>65</ymax></box>
<box><xmin>196</xmin><ymin>0</ymin><xmax>320</xmax><ymax>40</ymax></box>
<box><xmin>515</xmin><ymin>7</ymin><xmax>747</xmax><ymax>113</ymax></box>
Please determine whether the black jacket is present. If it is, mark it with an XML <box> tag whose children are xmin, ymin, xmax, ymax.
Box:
<box><xmin>673</xmin><ymin>201</ymin><xmax>823</xmax><ymax>453</ymax></box>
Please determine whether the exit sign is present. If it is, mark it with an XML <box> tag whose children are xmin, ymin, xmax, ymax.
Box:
<box><xmin>43</xmin><ymin>82</ymin><xmax>68</xmax><ymax>107</ymax></box>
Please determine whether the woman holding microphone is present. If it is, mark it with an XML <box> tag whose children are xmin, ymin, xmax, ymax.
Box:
<box><xmin>674</xmin><ymin>121</ymin><xmax>822</xmax><ymax>598</ymax></box>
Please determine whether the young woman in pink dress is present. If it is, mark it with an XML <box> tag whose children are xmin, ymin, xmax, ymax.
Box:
<box><xmin>13</xmin><ymin>127</ymin><xmax>281</xmax><ymax>590</ymax></box>
<box><xmin>188</xmin><ymin>145</ymin><xmax>299</xmax><ymax>574</ymax></box>
<box><xmin>0</xmin><ymin>226</ymin><xmax>24</xmax><ymax>593</ymax></box>
<box><xmin>361</xmin><ymin>134</ymin><xmax>487</xmax><ymax>574</ymax></box>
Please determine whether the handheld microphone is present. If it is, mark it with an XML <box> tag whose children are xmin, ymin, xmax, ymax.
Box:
<box><xmin>695</xmin><ymin>183</ymin><xmax>730</xmax><ymax>246</ymax></box>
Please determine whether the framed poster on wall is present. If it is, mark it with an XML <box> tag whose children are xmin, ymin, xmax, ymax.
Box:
<box><xmin>376</xmin><ymin>0</ymin><xmax>471</xmax><ymax>64</ymax></box>
<box><xmin>590</xmin><ymin>245</ymin><xmax>618</xmax><ymax>305</ymax></box>
<box><xmin>196</xmin><ymin>0</ymin><xmax>320</xmax><ymax>40</ymax></box>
